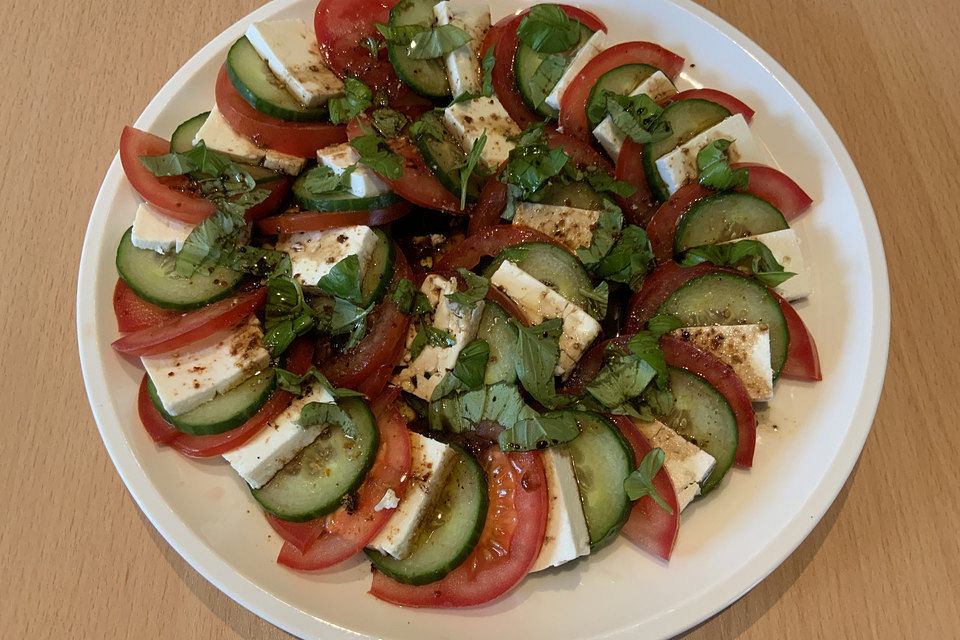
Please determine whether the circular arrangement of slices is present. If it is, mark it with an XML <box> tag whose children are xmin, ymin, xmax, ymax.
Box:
<box><xmin>111</xmin><ymin>0</ymin><xmax>821</xmax><ymax>609</ymax></box>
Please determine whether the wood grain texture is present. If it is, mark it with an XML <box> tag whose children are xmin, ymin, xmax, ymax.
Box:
<box><xmin>0</xmin><ymin>0</ymin><xmax>957</xmax><ymax>638</ymax></box>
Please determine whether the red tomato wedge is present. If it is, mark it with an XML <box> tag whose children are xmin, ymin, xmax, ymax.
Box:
<box><xmin>137</xmin><ymin>376</ymin><xmax>181</xmax><ymax>445</ymax></box>
<box><xmin>663</xmin><ymin>89</ymin><xmax>754</xmax><ymax>122</ymax></box>
<box><xmin>111</xmin><ymin>288</ymin><xmax>267</xmax><ymax>357</ymax></box>
<box><xmin>215</xmin><ymin>66</ymin><xmax>346</xmax><ymax>158</ymax></box>
<box><xmin>646</xmin><ymin>183</ymin><xmax>714</xmax><ymax>261</ymax></box>
<box><xmin>370</xmin><ymin>448</ymin><xmax>548</xmax><ymax>607</ymax></box>
<box><xmin>266</xmin><ymin>514</ymin><xmax>326</xmax><ymax>554</ymax></box>
<box><xmin>468</xmin><ymin>169</ymin><xmax>508</xmax><ymax>235</ymax></box>
<box><xmin>559</xmin><ymin>42</ymin><xmax>685</xmax><ymax>140</ymax></box>
<box><xmin>731</xmin><ymin>163</ymin><xmax>813</xmax><ymax>220</ymax></box>
<box><xmin>545</xmin><ymin>127</ymin><xmax>613</xmax><ymax>173</ymax></box>
<box><xmin>772</xmin><ymin>291</ymin><xmax>822</xmax><ymax>381</ymax></box>
<box><xmin>624</xmin><ymin>261</ymin><xmax>717</xmax><ymax>331</ymax></box>
<box><xmin>661</xmin><ymin>334</ymin><xmax>756</xmax><ymax>467</ymax></box>
<box><xmin>256</xmin><ymin>201</ymin><xmax>412</xmax><ymax>234</ymax></box>
<box><xmin>615</xmin><ymin>138</ymin><xmax>658</xmax><ymax>227</ymax></box>
<box><xmin>608</xmin><ymin>415</ymin><xmax>679</xmax><ymax>561</ymax></box>
<box><xmin>435</xmin><ymin>225</ymin><xmax>570</xmax><ymax>272</ymax></box>
<box><xmin>113</xmin><ymin>278</ymin><xmax>180</xmax><ymax>332</ymax></box>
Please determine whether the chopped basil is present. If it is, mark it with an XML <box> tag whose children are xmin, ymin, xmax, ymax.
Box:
<box><xmin>579</xmin><ymin>281</ymin><xmax>609</xmax><ymax>321</ymax></box>
<box><xmin>458</xmin><ymin>131</ymin><xmax>487</xmax><ymax>208</ymax></box>
<box><xmin>626</xmin><ymin>313</ymin><xmax>683</xmax><ymax>390</ymax></box>
<box><xmin>498</xmin><ymin>412</ymin><xmax>580</xmax><ymax>452</ymax></box>
<box><xmin>388</xmin><ymin>278</ymin><xmax>433</xmax><ymax>316</ymax></box>
<box><xmin>590</xmin><ymin>224</ymin><xmax>655</xmax><ymax>291</ymax></box>
<box><xmin>605</xmin><ymin>92</ymin><xmax>671</xmax><ymax>145</ymax></box>
<box><xmin>624</xmin><ymin>448</ymin><xmax>673</xmax><ymax>514</ymax></box>
<box><xmin>428</xmin><ymin>383</ymin><xmax>538</xmax><ymax>433</ymax></box>
<box><xmin>577</xmin><ymin>205</ymin><xmax>623</xmax><ymax>266</ymax></box>
<box><xmin>297</xmin><ymin>401</ymin><xmax>357</xmax><ymax>438</ymax></box>
<box><xmin>512</xmin><ymin>318</ymin><xmax>576</xmax><ymax>410</ymax></box>
<box><xmin>680</xmin><ymin>239</ymin><xmax>795</xmax><ymax>287</ymax></box>
<box><xmin>481</xmin><ymin>46</ymin><xmax>495</xmax><ymax>97</ymax></box>
<box><xmin>585</xmin><ymin>344</ymin><xmax>657</xmax><ymax>408</ymax></box>
<box><xmin>375</xmin><ymin>22</ymin><xmax>426</xmax><ymax>44</ymax></box>
<box><xmin>360</xmin><ymin>34</ymin><xmax>385</xmax><ymax>59</ymax></box>
<box><xmin>328</xmin><ymin>76</ymin><xmax>373</xmax><ymax>125</ymax></box>
<box><xmin>410</xmin><ymin>324</ymin><xmax>455</xmax><ymax>361</ymax></box>
<box><xmin>500</xmin><ymin>122</ymin><xmax>570</xmax><ymax>218</ymax></box>
<box><xmin>275</xmin><ymin>366</ymin><xmax>365</xmax><ymax>398</ymax></box>
<box><xmin>445</xmin><ymin>269</ymin><xmax>489</xmax><ymax>309</ymax></box>
<box><xmin>263</xmin><ymin>276</ymin><xmax>324</xmax><ymax>356</ymax></box>
<box><xmin>528</xmin><ymin>54</ymin><xmax>566</xmax><ymax>108</ymax></box>
<box><xmin>350</xmin><ymin>128</ymin><xmax>404</xmax><ymax>179</ymax></box>
<box><xmin>408</xmin><ymin>24</ymin><xmax>472</xmax><ymax>60</ymax></box>
<box><xmin>697</xmin><ymin>139</ymin><xmax>749</xmax><ymax>191</ymax></box>
<box><xmin>453</xmin><ymin>339</ymin><xmax>490</xmax><ymax>389</ymax></box>
<box><xmin>516</xmin><ymin>4</ymin><xmax>581</xmax><ymax>54</ymax></box>
<box><xmin>317</xmin><ymin>254</ymin><xmax>363</xmax><ymax>304</ymax></box>
<box><xmin>371</xmin><ymin>107</ymin><xmax>409</xmax><ymax>139</ymax></box>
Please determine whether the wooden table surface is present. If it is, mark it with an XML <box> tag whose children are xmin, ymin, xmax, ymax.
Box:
<box><xmin>2</xmin><ymin>0</ymin><xmax>958</xmax><ymax>637</ymax></box>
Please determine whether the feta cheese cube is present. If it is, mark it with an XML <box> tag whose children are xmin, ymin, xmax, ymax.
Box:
<box><xmin>433</xmin><ymin>0</ymin><xmax>490</xmax><ymax>96</ymax></box>
<box><xmin>393</xmin><ymin>274</ymin><xmax>486</xmax><ymax>401</ymax></box>
<box><xmin>245</xmin><ymin>20</ymin><xmax>344</xmax><ymax>108</ymax></box>
<box><xmin>592</xmin><ymin>70</ymin><xmax>677</xmax><ymax>159</ymax></box>
<box><xmin>512</xmin><ymin>203</ymin><xmax>600</xmax><ymax>252</ymax></box>
<box><xmin>131</xmin><ymin>203</ymin><xmax>194</xmax><ymax>254</ymax></box>
<box><xmin>723</xmin><ymin>229</ymin><xmax>812</xmax><ymax>301</ymax></box>
<box><xmin>275</xmin><ymin>225</ymin><xmax>380</xmax><ymax>289</ymax></box>
<box><xmin>443</xmin><ymin>96</ymin><xmax>521</xmax><ymax>169</ymax></box>
<box><xmin>367</xmin><ymin>432</ymin><xmax>457</xmax><ymax>559</ymax></box>
<box><xmin>142</xmin><ymin>316</ymin><xmax>271</xmax><ymax>416</ymax></box>
<box><xmin>222</xmin><ymin>384</ymin><xmax>336</xmax><ymax>488</ymax></box>
<box><xmin>489</xmin><ymin>261</ymin><xmax>600</xmax><ymax>377</ymax></box>
<box><xmin>669</xmin><ymin>324</ymin><xmax>774</xmax><ymax>402</ymax></box>
<box><xmin>544</xmin><ymin>30</ymin><xmax>606</xmax><ymax>111</ymax></box>
<box><xmin>655</xmin><ymin>114</ymin><xmax>763</xmax><ymax>195</ymax></box>
<box><xmin>531</xmin><ymin>447</ymin><xmax>590</xmax><ymax>572</ymax></box>
<box><xmin>193</xmin><ymin>106</ymin><xmax>306</xmax><ymax>175</ymax></box>
<box><xmin>633</xmin><ymin>419</ymin><xmax>716</xmax><ymax>511</ymax></box>
<box><xmin>316</xmin><ymin>143</ymin><xmax>389</xmax><ymax>197</ymax></box>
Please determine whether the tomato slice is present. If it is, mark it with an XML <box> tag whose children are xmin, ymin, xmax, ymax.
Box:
<box><xmin>485</xmin><ymin>284</ymin><xmax>530</xmax><ymax>327</ymax></box>
<box><xmin>663</xmin><ymin>89</ymin><xmax>754</xmax><ymax>122</ymax></box>
<box><xmin>256</xmin><ymin>201</ymin><xmax>412</xmax><ymax>234</ymax></box>
<box><xmin>772</xmin><ymin>291</ymin><xmax>822</xmax><ymax>381</ymax></box>
<box><xmin>113</xmin><ymin>278</ymin><xmax>181</xmax><ymax>332</ymax></box>
<box><xmin>467</xmin><ymin>170</ymin><xmax>508</xmax><ymax>235</ymax></box>
<box><xmin>624</xmin><ymin>261</ymin><xmax>715</xmax><ymax>331</ymax></box>
<box><xmin>646</xmin><ymin>183</ymin><xmax>714</xmax><ymax>261</ymax></box>
<box><xmin>545</xmin><ymin>127</ymin><xmax>613</xmax><ymax>173</ymax></box>
<box><xmin>137</xmin><ymin>375</ymin><xmax>182</xmax><ymax>445</ymax></box>
<box><xmin>111</xmin><ymin>288</ymin><xmax>266</xmax><ymax>357</ymax></box>
<box><xmin>615</xmin><ymin>138</ymin><xmax>658</xmax><ymax>227</ymax></box>
<box><xmin>370</xmin><ymin>447</ymin><xmax>548</xmax><ymax>607</ymax></box>
<box><xmin>266</xmin><ymin>513</ymin><xmax>327</xmax><ymax>554</ymax></box>
<box><xmin>731</xmin><ymin>163</ymin><xmax>813</xmax><ymax>220</ymax></box>
<box><xmin>608</xmin><ymin>414</ymin><xmax>679</xmax><ymax>561</ymax></box>
<box><xmin>434</xmin><ymin>225</ymin><xmax>570</xmax><ymax>272</ymax></box>
<box><xmin>559</xmin><ymin>42</ymin><xmax>685</xmax><ymax>140</ymax></box>
<box><xmin>215</xmin><ymin>66</ymin><xmax>347</xmax><ymax>157</ymax></box>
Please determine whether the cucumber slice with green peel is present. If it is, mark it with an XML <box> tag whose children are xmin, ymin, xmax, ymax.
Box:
<box><xmin>658</xmin><ymin>366</ymin><xmax>738</xmax><ymax>494</ymax></box>
<box><xmin>561</xmin><ymin>411</ymin><xmax>635</xmax><ymax>549</ymax></box>
<box><xmin>477</xmin><ymin>301</ymin><xmax>519</xmax><ymax>386</ymax></box>
<box><xmin>360</xmin><ymin>228</ymin><xmax>396</xmax><ymax>306</ymax></box>
<box><xmin>387</xmin><ymin>0</ymin><xmax>451</xmax><ymax>98</ymax></box>
<box><xmin>484</xmin><ymin>242</ymin><xmax>595</xmax><ymax>309</ymax></box>
<box><xmin>658</xmin><ymin>271</ymin><xmax>790</xmax><ymax>377</ymax></box>
<box><xmin>514</xmin><ymin>24</ymin><xmax>595</xmax><ymax>119</ymax></box>
<box><xmin>252</xmin><ymin>397</ymin><xmax>379</xmax><ymax>522</ymax></box>
<box><xmin>292</xmin><ymin>173</ymin><xmax>403</xmax><ymax>212</ymax></box>
<box><xmin>413</xmin><ymin>112</ymin><xmax>482</xmax><ymax>203</ymax></box>
<box><xmin>226</xmin><ymin>37</ymin><xmax>329</xmax><ymax>122</ymax></box>
<box><xmin>534</xmin><ymin>179</ymin><xmax>607</xmax><ymax>210</ymax></box>
<box><xmin>170</xmin><ymin>112</ymin><xmax>210</xmax><ymax>153</ymax></box>
<box><xmin>585</xmin><ymin>63</ymin><xmax>661</xmax><ymax>130</ymax></box>
<box><xmin>673</xmin><ymin>192</ymin><xmax>789</xmax><ymax>254</ymax></box>
<box><xmin>148</xmin><ymin>369</ymin><xmax>276</xmax><ymax>436</ymax></box>
<box><xmin>116</xmin><ymin>227</ymin><xmax>244</xmax><ymax>311</ymax></box>
<box><xmin>641</xmin><ymin>99</ymin><xmax>732</xmax><ymax>201</ymax></box>
<box><xmin>365</xmin><ymin>447</ymin><xmax>487</xmax><ymax>585</ymax></box>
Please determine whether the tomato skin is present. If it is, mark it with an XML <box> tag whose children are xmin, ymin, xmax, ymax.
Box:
<box><xmin>731</xmin><ymin>163</ymin><xmax>813</xmax><ymax>220</ymax></box>
<box><xmin>646</xmin><ymin>183</ymin><xmax>714</xmax><ymax>261</ymax></box>
<box><xmin>137</xmin><ymin>375</ymin><xmax>181</xmax><ymax>445</ymax></box>
<box><xmin>559</xmin><ymin>42</ymin><xmax>685</xmax><ymax>140</ymax></box>
<box><xmin>370</xmin><ymin>448</ymin><xmax>548</xmax><ymax>608</ymax></box>
<box><xmin>491</xmin><ymin>12</ymin><xmax>542</xmax><ymax>129</ymax></box>
<box><xmin>663</xmin><ymin>89</ymin><xmax>754</xmax><ymax>122</ymax></box>
<box><xmin>266</xmin><ymin>514</ymin><xmax>326</xmax><ymax>554</ymax></box>
<box><xmin>544</xmin><ymin>127</ymin><xmax>613</xmax><ymax>173</ymax></box>
<box><xmin>615</xmin><ymin>138</ymin><xmax>659</xmax><ymax>227</ymax></box>
<box><xmin>256</xmin><ymin>201</ymin><xmax>412</xmax><ymax>234</ymax></box>
<box><xmin>484</xmin><ymin>284</ymin><xmax>530</xmax><ymax>327</ymax></box>
<box><xmin>608</xmin><ymin>415</ymin><xmax>679</xmax><ymax>561</ymax></box>
<box><xmin>434</xmin><ymin>225</ymin><xmax>571</xmax><ymax>272</ymax></box>
<box><xmin>624</xmin><ymin>261</ymin><xmax>717</xmax><ymax>332</ymax></box>
<box><xmin>467</xmin><ymin>169</ymin><xmax>508</xmax><ymax>235</ymax></box>
<box><xmin>772</xmin><ymin>291</ymin><xmax>822</xmax><ymax>381</ymax></box>
<box><xmin>111</xmin><ymin>289</ymin><xmax>267</xmax><ymax>357</ymax></box>
<box><xmin>113</xmin><ymin>278</ymin><xmax>180</xmax><ymax>332</ymax></box>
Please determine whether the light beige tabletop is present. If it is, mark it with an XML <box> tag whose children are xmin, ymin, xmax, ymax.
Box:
<box><xmin>1</xmin><ymin>0</ymin><xmax>958</xmax><ymax>637</ymax></box>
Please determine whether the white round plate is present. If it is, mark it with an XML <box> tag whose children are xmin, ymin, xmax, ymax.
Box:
<box><xmin>77</xmin><ymin>0</ymin><xmax>889</xmax><ymax>637</ymax></box>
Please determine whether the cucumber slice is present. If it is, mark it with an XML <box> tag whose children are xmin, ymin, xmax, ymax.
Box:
<box><xmin>292</xmin><ymin>173</ymin><xmax>403</xmax><ymax>212</ymax></box>
<box><xmin>252</xmin><ymin>397</ymin><xmax>379</xmax><ymax>522</ymax></box>
<box><xmin>361</xmin><ymin>228</ymin><xmax>396</xmax><ymax>306</ymax></box>
<box><xmin>562</xmin><ymin>411</ymin><xmax>634</xmax><ymax>549</ymax></box>
<box><xmin>673</xmin><ymin>192</ymin><xmax>789</xmax><ymax>254</ymax></box>
<box><xmin>659</xmin><ymin>366</ymin><xmax>737</xmax><ymax>494</ymax></box>
<box><xmin>585</xmin><ymin>63</ymin><xmax>660</xmax><ymax>130</ymax></box>
<box><xmin>115</xmin><ymin>227</ymin><xmax>244</xmax><ymax>311</ymax></box>
<box><xmin>413</xmin><ymin>111</ymin><xmax>482</xmax><ymax>203</ymax></box>
<box><xmin>365</xmin><ymin>447</ymin><xmax>487</xmax><ymax>585</ymax></box>
<box><xmin>534</xmin><ymin>179</ymin><xmax>607</xmax><ymax>210</ymax></box>
<box><xmin>658</xmin><ymin>271</ymin><xmax>789</xmax><ymax>377</ymax></box>
<box><xmin>148</xmin><ymin>369</ymin><xmax>276</xmax><ymax>436</ymax></box>
<box><xmin>484</xmin><ymin>242</ymin><xmax>594</xmax><ymax>309</ymax></box>
<box><xmin>514</xmin><ymin>24</ymin><xmax>595</xmax><ymax>119</ymax></box>
<box><xmin>170</xmin><ymin>112</ymin><xmax>210</xmax><ymax>153</ymax></box>
<box><xmin>641</xmin><ymin>99</ymin><xmax>731</xmax><ymax>201</ymax></box>
<box><xmin>387</xmin><ymin>0</ymin><xmax>451</xmax><ymax>98</ymax></box>
<box><xmin>477</xmin><ymin>301</ymin><xmax>518</xmax><ymax>385</ymax></box>
<box><xmin>226</xmin><ymin>37</ymin><xmax>329</xmax><ymax>122</ymax></box>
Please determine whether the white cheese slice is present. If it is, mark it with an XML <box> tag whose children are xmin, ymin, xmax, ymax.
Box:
<box><xmin>193</xmin><ymin>106</ymin><xmax>306</xmax><ymax>175</ymax></box>
<box><xmin>489</xmin><ymin>261</ymin><xmax>600</xmax><ymax>377</ymax></box>
<box><xmin>530</xmin><ymin>447</ymin><xmax>591</xmax><ymax>572</ymax></box>
<box><xmin>275</xmin><ymin>225</ymin><xmax>380</xmax><ymax>289</ymax></box>
<box><xmin>669</xmin><ymin>324</ymin><xmax>774</xmax><ymax>402</ymax></box>
<box><xmin>433</xmin><ymin>0</ymin><xmax>490</xmax><ymax>96</ymax></box>
<box><xmin>592</xmin><ymin>70</ymin><xmax>677</xmax><ymax>159</ymax></box>
<box><xmin>544</xmin><ymin>30</ymin><xmax>606</xmax><ymax>111</ymax></box>
<box><xmin>316</xmin><ymin>142</ymin><xmax>390</xmax><ymax>197</ymax></box>
<box><xmin>222</xmin><ymin>384</ymin><xmax>336</xmax><ymax>489</ymax></box>
<box><xmin>131</xmin><ymin>203</ymin><xmax>194</xmax><ymax>254</ymax></box>
<box><xmin>443</xmin><ymin>96</ymin><xmax>521</xmax><ymax>169</ymax></box>
<box><xmin>633</xmin><ymin>419</ymin><xmax>715</xmax><ymax>511</ymax></box>
<box><xmin>393</xmin><ymin>274</ymin><xmax>486</xmax><ymax>401</ymax></box>
<box><xmin>367</xmin><ymin>432</ymin><xmax>457</xmax><ymax>559</ymax></box>
<box><xmin>655</xmin><ymin>113</ymin><xmax>763</xmax><ymax>195</ymax></box>
<box><xmin>722</xmin><ymin>229</ymin><xmax>812</xmax><ymax>301</ymax></box>
<box><xmin>512</xmin><ymin>203</ymin><xmax>600</xmax><ymax>252</ymax></box>
<box><xmin>141</xmin><ymin>316</ymin><xmax>271</xmax><ymax>416</ymax></box>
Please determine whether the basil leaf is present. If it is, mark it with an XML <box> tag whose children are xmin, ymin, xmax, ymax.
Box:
<box><xmin>388</xmin><ymin>278</ymin><xmax>433</xmax><ymax>316</ymax></box>
<box><xmin>586</xmin><ymin>348</ymin><xmax>656</xmax><ymax>408</ymax></box>
<box><xmin>408</xmin><ymin>115</ymin><xmax>445</xmax><ymax>141</ymax></box>
<box><xmin>579</xmin><ymin>281</ymin><xmax>609</xmax><ymax>321</ymax></box>
<box><xmin>576</xmin><ymin>205</ymin><xmax>623</xmax><ymax>266</ymax></box>
<box><xmin>360</xmin><ymin>34</ymin><xmax>384</xmax><ymax>59</ymax></box>
<box><xmin>300</xmin><ymin>165</ymin><xmax>344</xmax><ymax>195</ymax></box>
<box><xmin>641</xmin><ymin>385</ymin><xmax>675</xmax><ymax>416</ymax></box>
<box><xmin>624</xmin><ymin>448</ymin><xmax>673</xmax><ymax>514</ymax></box>
<box><xmin>516</xmin><ymin>4</ymin><xmax>581</xmax><ymax>54</ymax></box>
<box><xmin>428</xmin><ymin>383</ymin><xmax>538</xmax><ymax>433</ymax></box>
<box><xmin>680</xmin><ymin>239</ymin><xmax>795</xmax><ymax>287</ymax></box>
<box><xmin>409</xmin><ymin>325</ymin><xmax>429</xmax><ymax>360</ymax></box>
<box><xmin>218</xmin><ymin>245</ymin><xmax>292</xmax><ymax>279</ymax></box>
<box><xmin>297</xmin><ymin>401</ymin><xmax>357</xmax><ymax>438</ymax></box>
<box><xmin>458</xmin><ymin>131</ymin><xmax>487</xmax><ymax>208</ymax></box>
<box><xmin>591</xmin><ymin>224</ymin><xmax>655</xmax><ymax>291</ymax></box>
<box><xmin>646</xmin><ymin>313</ymin><xmax>683</xmax><ymax>336</ymax></box>
<box><xmin>263</xmin><ymin>276</ymin><xmax>321</xmax><ymax>356</ymax></box>
<box><xmin>583</xmin><ymin>167</ymin><xmax>636</xmax><ymax>198</ymax></box>
<box><xmin>481</xmin><ymin>46</ymin><xmax>495</xmax><ymax>97</ymax></box>
<box><xmin>628</xmin><ymin>331</ymin><xmax>670</xmax><ymax>389</ymax></box>
<box><xmin>453</xmin><ymin>339</ymin><xmax>489</xmax><ymax>389</ymax></box>
<box><xmin>175</xmin><ymin>208</ymin><xmax>248</xmax><ymax>277</ymax></box>
<box><xmin>371</xmin><ymin>107</ymin><xmax>408</xmax><ymax>139</ymax></box>
<box><xmin>697</xmin><ymin>139</ymin><xmax>750</xmax><ymax>191</ymax></box>
<box><xmin>409</xmin><ymin>323</ymin><xmax>456</xmax><ymax>361</ymax></box>
<box><xmin>445</xmin><ymin>269</ymin><xmax>489</xmax><ymax>309</ymax></box>
<box><xmin>408</xmin><ymin>24</ymin><xmax>472</xmax><ymax>60</ymax></box>
<box><xmin>513</xmin><ymin>318</ymin><xmax>574</xmax><ymax>410</ymax></box>
<box><xmin>329</xmin><ymin>76</ymin><xmax>373</xmax><ymax>125</ymax></box>
<box><xmin>528</xmin><ymin>54</ymin><xmax>566</xmax><ymax>108</ymax></box>
<box><xmin>500</xmin><ymin>122</ymin><xmax>569</xmax><ymax>204</ymax></box>
<box><xmin>605</xmin><ymin>92</ymin><xmax>671</xmax><ymax>145</ymax></box>
<box><xmin>374</xmin><ymin>22</ymin><xmax>426</xmax><ymax>44</ymax></box>
<box><xmin>317</xmin><ymin>254</ymin><xmax>363</xmax><ymax>304</ymax></box>
<box><xmin>499</xmin><ymin>245</ymin><xmax>532</xmax><ymax>263</ymax></box>
<box><xmin>350</xmin><ymin>130</ymin><xmax>403</xmax><ymax>179</ymax></box>
<box><xmin>138</xmin><ymin>152</ymin><xmax>197</xmax><ymax>176</ymax></box>
<box><xmin>499</xmin><ymin>412</ymin><xmax>580</xmax><ymax>452</ymax></box>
